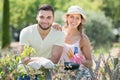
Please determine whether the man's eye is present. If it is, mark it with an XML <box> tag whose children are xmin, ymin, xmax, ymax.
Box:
<box><xmin>40</xmin><ymin>16</ymin><xmax>44</xmax><ymax>19</ymax></box>
<box><xmin>47</xmin><ymin>16</ymin><xmax>51</xmax><ymax>19</ymax></box>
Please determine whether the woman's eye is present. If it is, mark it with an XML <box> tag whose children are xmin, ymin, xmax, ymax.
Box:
<box><xmin>76</xmin><ymin>17</ymin><xmax>80</xmax><ymax>20</ymax></box>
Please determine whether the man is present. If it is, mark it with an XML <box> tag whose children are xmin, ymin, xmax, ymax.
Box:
<box><xmin>19</xmin><ymin>4</ymin><xmax>64</xmax><ymax>80</ymax></box>
<box><xmin>19</xmin><ymin>4</ymin><xmax>64</xmax><ymax>69</ymax></box>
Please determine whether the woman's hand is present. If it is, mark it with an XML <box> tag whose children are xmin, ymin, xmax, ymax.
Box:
<box><xmin>81</xmin><ymin>59</ymin><xmax>93</xmax><ymax>67</ymax></box>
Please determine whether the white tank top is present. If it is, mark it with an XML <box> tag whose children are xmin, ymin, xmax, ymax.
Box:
<box><xmin>59</xmin><ymin>39</ymin><xmax>83</xmax><ymax>64</ymax></box>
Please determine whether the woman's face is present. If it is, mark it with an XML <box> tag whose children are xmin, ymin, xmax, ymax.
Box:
<box><xmin>67</xmin><ymin>14</ymin><xmax>82</xmax><ymax>28</ymax></box>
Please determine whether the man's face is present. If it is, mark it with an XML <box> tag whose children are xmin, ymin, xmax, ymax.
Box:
<box><xmin>36</xmin><ymin>10</ymin><xmax>54</xmax><ymax>30</ymax></box>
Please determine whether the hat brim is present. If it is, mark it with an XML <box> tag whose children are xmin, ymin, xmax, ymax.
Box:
<box><xmin>63</xmin><ymin>12</ymin><xmax>86</xmax><ymax>23</ymax></box>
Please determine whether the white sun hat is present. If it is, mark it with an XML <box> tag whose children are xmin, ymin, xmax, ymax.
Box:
<box><xmin>64</xmin><ymin>5</ymin><xmax>87</xmax><ymax>23</ymax></box>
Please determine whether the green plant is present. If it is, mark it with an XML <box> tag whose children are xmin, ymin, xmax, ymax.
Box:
<box><xmin>0</xmin><ymin>46</ymin><xmax>36</xmax><ymax>79</ymax></box>
<box><xmin>85</xmin><ymin>11</ymin><xmax>114</xmax><ymax>48</ymax></box>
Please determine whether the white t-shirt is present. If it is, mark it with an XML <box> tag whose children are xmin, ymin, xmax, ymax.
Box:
<box><xmin>19</xmin><ymin>24</ymin><xmax>65</xmax><ymax>58</ymax></box>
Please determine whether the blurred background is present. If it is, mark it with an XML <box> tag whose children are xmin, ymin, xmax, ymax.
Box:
<box><xmin>0</xmin><ymin>0</ymin><xmax>120</xmax><ymax>79</ymax></box>
<box><xmin>0</xmin><ymin>0</ymin><xmax>120</xmax><ymax>53</ymax></box>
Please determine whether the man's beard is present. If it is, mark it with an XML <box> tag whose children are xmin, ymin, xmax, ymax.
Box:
<box><xmin>38</xmin><ymin>24</ymin><xmax>51</xmax><ymax>30</ymax></box>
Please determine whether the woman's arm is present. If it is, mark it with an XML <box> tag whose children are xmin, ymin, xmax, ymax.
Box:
<box><xmin>80</xmin><ymin>34</ymin><xmax>93</xmax><ymax>67</ymax></box>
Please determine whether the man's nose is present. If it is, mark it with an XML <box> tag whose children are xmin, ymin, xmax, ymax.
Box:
<box><xmin>42</xmin><ymin>18</ymin><xmax>48</xmax><ymax>22</ymax></box>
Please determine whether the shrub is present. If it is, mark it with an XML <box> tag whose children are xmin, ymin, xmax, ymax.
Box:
<box><xmin>84</xmin><ymin>11</ymin><xmax>114</xmax><ymax>49</ymax></box>
<box><xmin>54</xmin><ymin>10</ymin><xmax>65</xmax><ymax>26</ymax></box>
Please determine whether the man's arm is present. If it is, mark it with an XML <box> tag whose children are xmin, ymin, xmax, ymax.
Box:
<box><xmin>49</xmin><ymin>45</ymin><xmax>63</xmax><ymax>64</ymax></box>
<box><xmin>52</xmin><ymin>22</ymin><xmax>62</xmax><ymax>31</ymax></box>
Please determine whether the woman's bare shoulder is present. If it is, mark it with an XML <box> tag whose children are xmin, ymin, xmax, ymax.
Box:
<box><xmin>81</xmin><ymin>33</ymin><xmax>90</xmax><ymax>41</ymax></box>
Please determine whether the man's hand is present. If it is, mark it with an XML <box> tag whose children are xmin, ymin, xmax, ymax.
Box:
<box><xmin>52</xmin><ymin>23</ymin><xmax>62</xmax><ymax>31</ymax></box>
<box><xmin>38</xmin><ymin>57</ymin><xmax>54</xmax><ymax>69</ymax></box>
<box><xmin>21</xmin><ymin>57</ymin><xmax>31</xmax><ymax>64</ymax></box>
<box><xmin>27</xmin><ymin>57</ymin><xmax>54</xmax><ymax>69</ymax></box>
<box><xmin>27</xmin><ymin>61</ymin><xmax>42</xmax><ymax>70</ymax></box>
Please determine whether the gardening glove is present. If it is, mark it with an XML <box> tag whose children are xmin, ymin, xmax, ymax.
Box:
<box><xmin>27</xmin><ymin>61</ymin><xmax>42</xmax><ymax>70</ymax></box>
<box><xmin>38</xmin><ymin>57</ymin><xmax>54</xmax><ymax>69</ymax></box>
<box><xmin>74</xmin><ymin>54</ymin><xmax>85</xmax><ymax>64</ymax></box>
<box><xmin>17</xmin><ymin>61</ymin><xmax>28</xmax><ymax>73</ymax></box>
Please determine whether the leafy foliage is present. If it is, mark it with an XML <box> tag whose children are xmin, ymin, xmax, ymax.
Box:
<box><xmin>8</xmin><ymin>0</ymin><xmax>104</xmax><ymax>29</ymax></box>
<box><xmin>0</xmin><ymin>46</ymin><xmax>35</xmax><ymax>79</ymax></box>
<box><xmin>54</xmin><ymin>10</ymin><xmax>65</xmax><ymax>25</ymax></box>
<box><xmin>10</xmin><ymin>0</ymin><xmax>40</xmax><ymax>28</ymax></box>
<box><xmin>101</xmin><ymin>0</ymin><xmax>120</xmax><ymax>28</ymax></box>
<box><xmin>85</xmin><ymin>11</ymin><xmax>114</xmax><ymax>48</ymax></box>
<box><xmin>0</xmin><ymin>12</ymin><xmax>2</xmax><ymax>44</ymax></box>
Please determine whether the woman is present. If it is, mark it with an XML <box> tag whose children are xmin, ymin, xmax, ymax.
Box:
<box><xmin>59</xmin><ymin>5</ymin><xmax>93</xmax><ymax>80</ymax></box>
